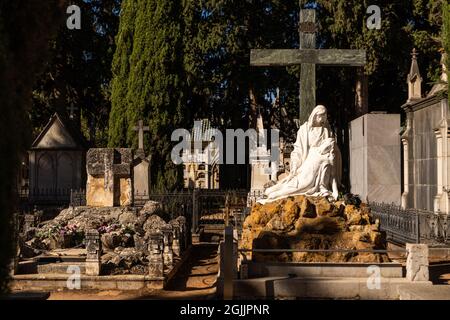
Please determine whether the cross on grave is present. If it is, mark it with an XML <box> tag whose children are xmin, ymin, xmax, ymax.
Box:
<box><xmin>133</xmin><ymin>120</ymin><xmax>150</xmax><ymax>150</ymax></box>
<box><xmin>250</xmin><ymin>8</ymin><xmax>367</xmax><ymax>123</ymax></box>
<box><xmin>67</xmin><ymin>103</ymin><xmax>79</xmax><ymax>120</ymax></box>
<box><xmin>86</xmin><ymin>148</ymin><xmax>133</xmax><ymax>207</ymax></box>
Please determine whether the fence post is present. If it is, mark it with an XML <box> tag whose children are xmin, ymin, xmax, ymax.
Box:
<box><xmin>406</xmin><ymin>243</ymin><xmax>429</xmax><ymax>282</ymax></box>
<box><xmin>223</xmin><ymin>225</ymin><xmax>234</xmax><ymax>300</ymax></box>
<box><xmin>416</xmin><ymin>211</ymin><xmax>420</xmax><ymax>243</ymax></box>
<box><xmin>192</xmin><ymin>188</ymin><xmax>199</xmax><ymax>234</ymax></box>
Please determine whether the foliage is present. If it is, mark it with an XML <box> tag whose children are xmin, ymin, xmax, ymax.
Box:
<box><xmin>0</xmin><ymin>0</ymin><xmax>67</xmax><ymax>294</ymax></box>
<box><xmin>109</xmin><ymin>0</ymin><xmax>186</xmax><ymax>191</ymax></box>
<box><xmin>443</xmin><ymin>0</ymin><xmax>450</xmax><ymax>97</ymax></box>
<box><xmin>31</xmin><ymin>0</ymin><xmax>122</xmax><ymax>146</ymax></box>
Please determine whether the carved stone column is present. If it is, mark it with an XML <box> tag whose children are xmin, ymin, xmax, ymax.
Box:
<box><xmin>401</xmin><ymin>113</ymin><xmax>412</xmax><ymax>209</ymax></box>
<box><xmin>85</xmin><ymin>229</ymin><xmax>102</xmax><ymax>276</ymax></box>
<box><xmin>434</xmin><ymin>115</ymin><xmax>450</xmax><ymax>214</ymax></box>
<box><xmin>148</xmin><ymin>233</ymin><xmax>164</xmax><ymax>278</ymax></box>
<box><xmin>161</xmin><ymin>226</ymin><xmax>173</xmax><ymax>267</ymax></box>
<box><xmin>171</xmin><ymin>221</ymin><xmax>181</xmax><ymax>257</ymax></box>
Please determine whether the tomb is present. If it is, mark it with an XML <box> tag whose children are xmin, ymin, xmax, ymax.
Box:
<box><xmin>86</xmin><ymin>148</ymin><xmax>133</xmax><ymax>207</ymax></box>
<box><xmin>28</xmin><ymin>112</ymin><xmax>87</xmax><ymax>204</ymax></box>
<box><xmin>401</xmin><ymin>50</ymin><xmax>449</xmax><ymax>212</ymax></box>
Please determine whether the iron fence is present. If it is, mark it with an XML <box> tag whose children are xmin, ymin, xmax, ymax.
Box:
<box><xmin>369</xmin><ymin>202</ymin><xmax>450</xmax><ymax>246</ymax></box>
<box><xmin>70</xmin><ymin>189</ymin><xmax>86</xmax><ymax>207</ymax></box>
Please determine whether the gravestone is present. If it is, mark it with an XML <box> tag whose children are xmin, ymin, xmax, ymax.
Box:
<box><xmin>86</xmin><ymin>148</ymin><xmax>133</xmax><ymax>207</ymax></box>
<box><xmin>349</xmin><ymin>112</ymin><xmax>401</xmax><ymax>204</ymax></box>
<box><xmin>133</xmin><ymin>120</ymin><xmax>151</xmax><ymax>203</ymax></box>
<box><xmin>249</xmin><ymin>113</ymin><xmax>272</xmax><ymax>192</ymax></box>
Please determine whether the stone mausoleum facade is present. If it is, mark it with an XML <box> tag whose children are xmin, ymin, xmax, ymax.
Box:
<box><xmin>401</xmin><ymin>50</ymin><xmax>449</xmax><ymax>213</ymax></box>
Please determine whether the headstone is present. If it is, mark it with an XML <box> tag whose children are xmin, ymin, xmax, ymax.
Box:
<box><xmin>406</xmin><ymin>243</ymin><xmax>429</xmax><ymax>281</ymax></box>
<box><xmin>148</xmin><ymin>233</ymin><xmax>164</xmax><ymax>278</ymax></box>
<box><xmin>249</xmin><ymin>114</ymin><xmax>272</xmax><ymax>193</ymax></box>
<box><xmin>133</xmin><ymin>120</ymin><xmax>151</xmax><ymax>202</ymax></box>
<box><xmin>85</xmin><ymin>229</ymin><xmax>102</xmax><ymax>276</ymax></box>
<box><xmin>349</xmin><ymin>113</ymin><xmax>401</xmax><ymax>204</ymax></box>
<box><xmin>86</xmin><ymin>148</ymin><xmax>133</xmax><ymax>207</ymax></box>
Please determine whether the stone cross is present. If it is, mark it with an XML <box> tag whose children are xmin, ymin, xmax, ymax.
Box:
<box><xmin>67</xmin><ymin>103</ymin><xmax>79</xmax><ymax>120</ymax></box>
<box><xmin>133</xmin><ymin>120</ymin><xmax>150</xmax><ymax>150</ymax></box>
<box><xmin>250</xmin><ymin>8</ymin><xmax>367</xmax><ymax>123</ymax></box>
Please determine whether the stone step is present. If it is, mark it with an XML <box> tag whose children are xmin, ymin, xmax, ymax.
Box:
<box><xmin>218</xmin><ymin>276</ymin><xmax>433</xmax><ymax>300</ymax></box>
<box><xmin>244</xmin><ymin>262</ymin><xmax>404</xmax><ymax>278</ymax></box>
<box><xmin>37</xmin><ymin>262</ymin><xmax>86</xmax><ymax>275</ymax></box>
<box><xmin>398</xmin><ymin>284</ymin><xmax>450</xmax><ymax>300</ymax></box>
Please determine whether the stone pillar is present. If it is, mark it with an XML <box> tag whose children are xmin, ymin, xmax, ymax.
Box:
<box><xmin>23</xmin><ymin>214</ymin><xmax>35</xmax><ymax>234</ymax></box>
<box><xmin>171</xmin><ymin>222</ymin><xmax>181</xmax><ymax>256</ymax></box>
<box><xmin>406</xmin><ymin>243</ymin><xmax>429</xmax><ymax>281</ymax></box>
<box><xmin>85</xmin><ymin>229</ymin><xmax>102</xmax><ymax>276</ymax></box>
<box><xmin>434</xmin><ymin>115</ymin><xmax>450</xmax><ymax>214</ymax></box>
<box><xmin>401</xmin><ymin>114</ymin><xmax>412</xmax><ymax>209</ymax></box>
<box><xmin>161</xmin><ymin>227</ymin><xmax>174</xmax><ymax>267</ymax></box>
<box><xmin>178</xmin><ymin>216</ymin><xmax>188</xmax><ymax>250</ymax></box>
<box><xmin>220</xmin><ymin>226</ymin><xmax>237</xmax><ymax>300</ymax></box>
<box><xmin>148</xmin><ymin>233</ymin><xmax>164</xmax><ymax>278</ymax></box>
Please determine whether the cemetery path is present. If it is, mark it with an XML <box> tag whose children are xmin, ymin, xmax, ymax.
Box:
<box><xmin>48</xmin><ymin>243</ymin><xmax>219</xmax><ymax>300</ymax></box>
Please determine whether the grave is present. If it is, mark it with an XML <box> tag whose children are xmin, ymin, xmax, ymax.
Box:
<box><xmin>86</xmin><ymin>148</ymin><xmax>133</xmax><ymax>207</ymax></box>
<box><xmin>28</xmin><ymin>112</ymin><xmax>87</xmax><ymax>205</ymax></box>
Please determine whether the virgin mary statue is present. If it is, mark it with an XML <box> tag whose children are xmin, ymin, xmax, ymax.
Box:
<box><xmin>259</xmin><ymin>105</ymin><xmax>341</xmax><ymax>204</ymax></box>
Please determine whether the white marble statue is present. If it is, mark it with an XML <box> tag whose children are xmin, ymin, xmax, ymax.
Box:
<box><xmin>259</xmin><ymin>105</ymin><xmax>341</xmax><ymax>204</ymax></box>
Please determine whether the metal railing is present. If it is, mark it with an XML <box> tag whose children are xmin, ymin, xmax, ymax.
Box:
<box><xmin>369</xmin><ymin>202</ymin><xmax>450</xmax><ymax>246</ymax></box>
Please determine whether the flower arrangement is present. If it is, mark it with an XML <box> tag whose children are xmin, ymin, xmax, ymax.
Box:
<box><xmin>97</xmin><ymin>223</ymin><xmax>121</xmax><ymax>234</ymax></box>
<box><xmin>36</xmin><ymin>223</ymin><xmax>84</xmax><ymax>248</ymax></box>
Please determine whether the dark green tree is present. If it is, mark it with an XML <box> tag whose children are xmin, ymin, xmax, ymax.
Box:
<box><xmin>0</xmin><ymin>0</ymin><xmax>67</xmax><ymax>294</ymax></box>
<box><xmin>32</xmin><ymin>0</ymin><xmax>122</xmax><ymax>146</ymax></box>
<box><xmin>109</xmin><ymin>0</ymin><xmax>185</xmax><ymax>191</ymax></box>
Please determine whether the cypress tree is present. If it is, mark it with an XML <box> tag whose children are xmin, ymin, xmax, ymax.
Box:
<box><xmin>109</xmin><ymin>0</ymin><xmax>185</xmax><ymax>191</ymax></box>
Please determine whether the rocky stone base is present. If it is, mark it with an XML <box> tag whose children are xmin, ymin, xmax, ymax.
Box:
<box><xmin>23</xmin><ymin>201</ymin><xmax>186</xmax><ymax>275</ymax></box>
<box><xmin>241</xmin><ymin>195</ymin><xmax>389</xmax><ymax>263</ymax></box>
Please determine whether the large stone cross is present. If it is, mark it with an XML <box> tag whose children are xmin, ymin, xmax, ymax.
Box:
<box><xmin>250</xmin><ymin>8</ymin><xmax>367</xmax><ymax>123</ymax></box>
<box><xmin>133</xmin><ymin>120</ymin><xmax>150</xmax><ymax>150</ymax></box>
